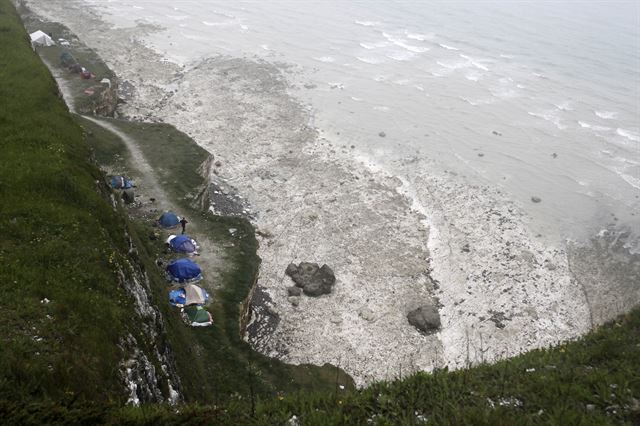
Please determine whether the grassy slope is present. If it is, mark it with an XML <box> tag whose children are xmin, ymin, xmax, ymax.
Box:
<box><xmin>0</xmin><ymin>0</ymin><xmax>130</xmax><ymax>403</ymax></box>
<box><xmin>2</xmin><ymin>309</ymin><xmax>638</xmax><ymax>424</ymax></box>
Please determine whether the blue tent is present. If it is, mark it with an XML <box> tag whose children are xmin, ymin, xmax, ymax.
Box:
<box><xmin>110</xmin><ymin>175</ymin><xmax>134</xmax><ymax>189</ymax></box>
<box><xmin>166</xmin><ymin>258</ymin><xmax>202</xmax><ymax>283</ymax></box>
<box><xmin>169</xmin><ymin>284</ymin><xmax>208</xmax><ymax>307</ymax></box>
<box><xmin>169</xmin><ymin>235</ymin><xmax>197</xmax><ymax>254</ymax></box>
<box><xmin>158</xmin><ymin>212</ymin><xmax>180</xmax><ymax>228</ymax></box>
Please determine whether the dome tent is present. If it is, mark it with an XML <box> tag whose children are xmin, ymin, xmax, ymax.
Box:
<box><xmin>183</xmin><ymin>305</ymin><xmax>212</xmax><ymax>327</ymax></box>
<box><xmin>110</xmin><ymin>175</ymin><xmax>134</xmax><ymax>189</ymax></box>
<box><xmin>166</xmin><ymin>258</ymin><xmax>202</xmax><ymax>283</ymax></box>
<box><xmin>158</xmin><ymin>212</ymin><xmax>180</xmax><ymax>228</ymax></box>
<box><xmin>168</xmin><ymin>235</ymin><xmax>197</xmax><ymax>254</ymax></box>
<box><xmin>169</xmin><ymin>284</ymin><xmax>209</xmax><ymax>307</ymax></box>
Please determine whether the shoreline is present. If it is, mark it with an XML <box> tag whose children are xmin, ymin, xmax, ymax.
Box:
<box><xmin>24</xmin><ymin>0</ymin><xmax>640</xmax><ymax>387</ymax></box>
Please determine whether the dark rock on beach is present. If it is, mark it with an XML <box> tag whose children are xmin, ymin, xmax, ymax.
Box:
<box><xmin>378</xmin><ymin>131</ymin><xmax>386</xmax><ymax>137</ymax></box>
<box><xmin>531</xmin><ymin>196</ymin><xmax>542</xmax><ymax>203</ymax></box>
<box><xmin>407</xmin><ymin>305</ymin><xmax>441</xmax><ymax>334</ymax></box>
<box><xmin>285</xmin><ymin>262</ymin><xmax>336</xmax><ymax>297</ymax></box>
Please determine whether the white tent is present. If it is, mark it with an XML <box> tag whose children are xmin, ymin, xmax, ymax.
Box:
<box><xmin>30</xmin><ymin>30</ymin><xmax>55</xmax><ymax>47</ymax></box>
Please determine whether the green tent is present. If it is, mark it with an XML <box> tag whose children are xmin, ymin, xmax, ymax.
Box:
<box><xmin>183</xmin><ymin>305</ymin><xmax>212</xmax><ymax>327</ymax></box>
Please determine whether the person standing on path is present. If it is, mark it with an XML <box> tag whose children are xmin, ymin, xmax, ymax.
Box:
<box><xmin>180</xmin><ymin>217</ymin><xmax>188</xmax><ymax>234</ymax></box>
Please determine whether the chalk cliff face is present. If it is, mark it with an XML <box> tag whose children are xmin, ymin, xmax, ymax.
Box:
<box><xmin>115</xmin><ymin>229</ymin><xmax>182</xmax><ymax>405</ymax></box>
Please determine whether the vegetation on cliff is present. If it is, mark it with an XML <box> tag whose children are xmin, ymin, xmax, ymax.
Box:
<box><xmin>0</xmin><ymin>0</ymin><xmax>138</xmax><ymax>402</ymax></box>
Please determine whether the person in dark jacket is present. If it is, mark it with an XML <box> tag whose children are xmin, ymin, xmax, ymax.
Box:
<box><xmin>180</xmin><ymin>217</ymin><xmax>188</xmax><ymax>234</ymax></box>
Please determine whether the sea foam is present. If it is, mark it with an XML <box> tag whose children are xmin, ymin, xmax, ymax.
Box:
<box><xmin>357</xmin><ymin>56</ymin><xmax>384</xmax><ymax>64</ymax></box>
<box><xmin>616</xmin><ymin>128</ymin><xmax>640</xmax><ymax>142</ymax></box>
<box><xmin>528</xmin><ymin>111</ymin><xmax>567</xmax><ymax>130</ymax></box>
<box><xmin>355</xmin><ymin>20</ymin><xmax>380</xmax><ymax>26</ymax></box>
<box><xmin>578</xmin><ymin>121</ymin><xmax>611</xmax><ymax>132</ymax></box>
<box><xmin>386</xmin><ymin>51</ymin><xmax>417</xmax><ymax>61</ymax></box>
<box><xmin>405</xmin><ymin>31</ymin><xmax>434</xmax><ymax>41</ymax></box>
<box><xmin>313</xmin><ymin>56</ymin><xmax>336</xmax><ymax>63</ymax></box>
<box><xmin>439</xmin><ymin>43</ymin><xmax>459</xmax><ymax>51</ymax></box>
<box><xmin>359</xmin><ymin>41</ymin><xmax>390</xmax><ymax>49</ymax></box>
<box><xmin>595</xmin><ymin>110</ymin><xmax>618</xmax><ymax>120</ymax></box>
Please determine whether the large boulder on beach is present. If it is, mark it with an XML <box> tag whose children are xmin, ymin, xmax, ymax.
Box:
<box><xmin>285</xmin><ymin>262</ymin><xmax>335</xmax><ymax>297</ymax></box>
<box><xmin>407</xmin><ymin>305</ymin><xmax>441</xmax><ymax>334</ymax></box>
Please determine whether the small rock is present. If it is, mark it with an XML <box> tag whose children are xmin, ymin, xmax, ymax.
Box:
<box><xmin>478</xmin><ymin>153</ymin><xmax>485</xmax><ymax>157</ymax></box>
<box><xmin>288</xmin><ymin>296</ymin><xmax>300</xmax><ymax>307</ymax></box>
<box><xmin>40</xmin><ymin>298</ymin><xmax>50</xmax><ymax>304</ymax></box>
<box><xmin>552</xmin><ymin>153</ymin><xmax>558</xmax><ymax>158</ymax></box>
<box><xmin>586</xmin><ymin>404</ymin><xmax>596</xmax><ymax>411</ymax></box>
<box><xmin>461</xmin><ymin>243</ymin><xmax>470</xmax><ymax>253</ymax></box>
<box><xmin>215</xmin><ymin>161</ymin><xmax>222</xmax><ymax>167</ymax></box>
<box><xmin>531</xmin><ymin>196</ymin><xmax>542</xmax><ymax>203</ymax></box>
<box><xmin>359</xmin><ymin>307</ymin><xmax>375</xmax><ymax>321</ymax></box>
<box><xmin>287</xmin><ymin>286</ymin><xmax>302</xmax><ymax>297</ymax></box>
<box><xmin>378</xmin><ymin>131</ymin><xmax>386</xmax><ymax>137</ymax></box>
<box><xmin>492</xmin><ymin>130</ymin><xmax>502</xmax><ymax>136</ymax></box>
<box><xmin>407</xmin><ymin>305</ymin><xmax>441</xmax><ymax>334</ymax></box>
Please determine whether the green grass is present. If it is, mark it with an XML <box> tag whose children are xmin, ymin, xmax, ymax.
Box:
<box><xmin>0</xmin><ymin>0</ymin><xmax>133</xmax><ymax>403</ymax></box>
<box><xmin>1</xmin><ymin>309</ymin><xmax>638</xmax><ymax>424</ymax></box>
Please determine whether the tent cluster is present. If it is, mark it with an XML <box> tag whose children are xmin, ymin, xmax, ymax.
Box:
<box><xmin>155</xmin><ymin>214</ymin><xmax>212</xmax><ymax>327</ymax></box>
<box><xmin>169</xmin><ymin>284</ymin><xmax>209</xmax><ymax>307</ymax></box>
<box><xmin>169</xmin><ymin>284</ymin><xmax>212</xmax><ymax>327</ymax></box>
<box><xmin>59</xmin><ymin>50</ymin><xmax>95</xmax><ymax>81</ymax></box>
<box><xmin>109</xmin><ymin>175</ymin><xmax>135</xmax><ymax>204</ymax></box>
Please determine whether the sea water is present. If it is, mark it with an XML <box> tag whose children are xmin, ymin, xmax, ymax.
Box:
<box><xmin>82</xmin><ymin>0</ymin><xmax>639</xmax><ymax>248</ymax></box>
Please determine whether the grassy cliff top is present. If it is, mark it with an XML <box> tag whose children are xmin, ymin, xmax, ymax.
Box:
<box><xmin>0</xmin><ymin>0</ymin><xmax>135</xmax><ymax>403</ymax></box>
